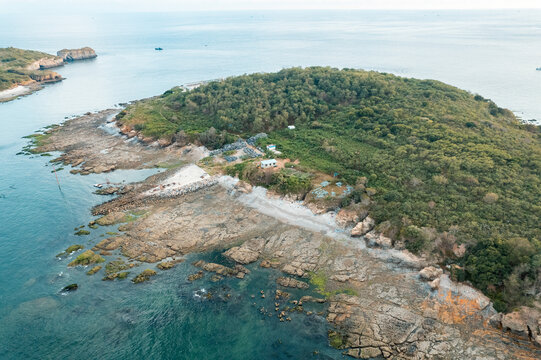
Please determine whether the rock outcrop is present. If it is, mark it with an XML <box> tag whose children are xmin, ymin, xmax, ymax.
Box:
<box><xmin>57</xmin><ymin>47</ymin><xmax>97</xmax><ymax>61</ymax></box>
<box><xmin>351</xmin><ymin>216</ymin><xmax>375</xmax><ymax>237</ymax></box>
<box><xmin>494</xmin><ymin>307</ymin><xmax>541</xmax><ymax>347</ymax></box>
<box><xmin>29</xmin><ymin>71</ymin><xmax>62</xmax><ymax>83</ymax></box>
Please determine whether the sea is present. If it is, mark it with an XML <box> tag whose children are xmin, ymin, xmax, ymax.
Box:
<box><xmin>0</xmin><ymin>10</ymin><xmax>540</xmax><ymax>359</ymax></box>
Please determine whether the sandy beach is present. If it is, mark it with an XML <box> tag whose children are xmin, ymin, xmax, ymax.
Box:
<box><xmin>0</xmin><ymin>85</ymin><xmax>36</xmax><ymax>102</ymax></box>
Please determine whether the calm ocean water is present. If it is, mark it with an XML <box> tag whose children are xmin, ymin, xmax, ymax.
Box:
<box><xmin>0</xmin><ymin>10</ymin><xmax>540</xmax><ymax>359</ymax></box>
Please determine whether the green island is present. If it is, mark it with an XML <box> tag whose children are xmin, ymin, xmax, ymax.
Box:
<box><xmin>116</xmin><ymin>67</ymin><xmax>540</xmax><ymax>311</ymax></box>
<box><xmin>0</xmin><ymin>47</ymin><xmax>62</xmax><ymax>92</ymax></box>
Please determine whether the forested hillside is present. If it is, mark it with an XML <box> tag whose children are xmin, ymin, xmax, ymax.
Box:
<box><xmin>118</xmin><ymin>67</ymin><xmax>541</xmax><ymax>311</ymax></box>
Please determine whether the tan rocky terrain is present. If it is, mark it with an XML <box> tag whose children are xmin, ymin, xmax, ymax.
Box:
<box><xmin>33</xmin><ymin>110</ymin><xmax>207</xmax><ymax>175</ymax></box>
<box><xmin>28</xmin><ymin>111</ymin><xmax>541</xmax><ymax>359</ymax></box>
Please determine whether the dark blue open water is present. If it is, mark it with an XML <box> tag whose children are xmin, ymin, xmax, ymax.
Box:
<box><xmin>0</xmin><ymin>10</ymin><xmax>540</xmax><ymax>359</ymax></box>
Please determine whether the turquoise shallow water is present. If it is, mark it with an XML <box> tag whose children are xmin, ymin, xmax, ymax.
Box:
<box><xmin>1</xmin><ymin>10</ymin><xmax>541</xmax><ymax>359</ymax></box>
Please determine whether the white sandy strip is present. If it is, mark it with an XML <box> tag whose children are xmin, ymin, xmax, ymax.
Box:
<box><xmin>218</xmin><ymin>176</ymin><xmax>352</xmax><ymax>241</ymax></box>
<box><xmin>145</xmin><ymin>164</ymin><xmax>212</xmax><ymax>197</ymax></box>
<box><xmin>0</xmin><ymin>85</ymin><xmax>33</xmax><ymax>100</ymax></box>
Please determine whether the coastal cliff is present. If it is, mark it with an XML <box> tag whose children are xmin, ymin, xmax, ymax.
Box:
<box><xmin>57</xmin><ymin>47</ymin><xmax>97</xmax><ymax>61</ymax></box>
<box><xmin>29</xmin><ymin>71</ymin><xmax>63</xmax><ymax>83</ymax></box>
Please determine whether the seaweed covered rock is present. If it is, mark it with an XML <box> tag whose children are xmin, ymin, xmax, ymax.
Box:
<box><xmin>86</xmin><ymin>265</ymin><xmax>102</xmax><ymax>275</ymax></box>
<box><xmin>132</xmin><ymin>269</ymin><xmax>157</xmax><ymax>283</ymax></box>
<box><xmin>103</xmin><ymin>271</ymin><xmax>130</xmax><ymax>281</ymax></box>
<box><xmin>56</xmin><ymin>244</ymin><xmax>84</xmax><ymax>258</ymax></box>
<box><xmin>157</xmin><ymin>261</ymin><xmax>175</xmax><ymax>270</ymax></box>
<box><xmin>67</xmin><ymin>250</ymin><xmax>105</xmax><ymax>267</ymax></box>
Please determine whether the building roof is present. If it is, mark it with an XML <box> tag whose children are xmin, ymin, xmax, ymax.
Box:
<box><xmin>261</xmin><ymin>159</ymin><xmax>276</xmax><ymax>165</ymax></box>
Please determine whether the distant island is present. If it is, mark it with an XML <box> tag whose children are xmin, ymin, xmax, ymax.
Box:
<box><xmin>0</xmin><ymin>47</ymin><xmax>96</xmax><ymax>102</ymax></box>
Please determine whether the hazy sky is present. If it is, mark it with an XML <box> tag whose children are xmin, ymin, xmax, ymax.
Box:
<box><xmin>3</xmin><ymin>0</ymin><xmax>541</xmax><ymax>12</ymax></box>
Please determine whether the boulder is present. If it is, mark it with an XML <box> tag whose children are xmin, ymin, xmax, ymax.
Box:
<box><xmin>234</xmin><ymin>180</ymin><xmax>253</xmax><ymax>194</ymax></box>
<box><xmin>351</xmin><ymin>216</ymin><xmax>375</xmax><ymax>237</ymax></box>
<box><xmin>429</xmin><ymin>277</ymin><xmax>440</xmax><ymax>290</ymax></box>
<box><xmin>419</xmin><ymin>266</ymin><xmax>443</xmax><ymax>281</ymax></box>
<box><xmin>158</xmin><ymin>138</ymin><xmax>172</xmax><ymax>147</ymax></box>
<box><xmin>364</xmin><ymin>231</ymin><xmax>392</xmax><ymax>249</ymax></box>
<box><xmin>335</xmin><ymin>208</ymin><xmax>359</xmax><ymax>227</ymax></box>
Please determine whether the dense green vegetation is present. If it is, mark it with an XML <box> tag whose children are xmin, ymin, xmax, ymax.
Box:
<box><xmin>120</xmin><ymin>67</ymin><xmax>541</xmax><ymax>311</ymax></box>
<box><xmin>0</xmin><ymin>47</ymin><xmax>57</xmax><ymax>91</ymax></box>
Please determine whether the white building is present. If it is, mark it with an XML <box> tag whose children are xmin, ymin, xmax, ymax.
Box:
<box><xmin>288</xmin><ymin>125</ymin><xmax>295</xmax><ymax>130</ymax></box>
<box><xmin>260</xmin><ymin>159</ymin><xmax>277</xmax><ymax>168</ymax></box>
<box><xmin>266</xmin><ymin>144</ymin><xmax>276</xmax><ymax>151</ymax></box>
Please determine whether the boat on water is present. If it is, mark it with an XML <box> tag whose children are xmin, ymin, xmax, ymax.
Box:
<box><xmin>155</xmin><ymin>47</ymin><xmax>163</xmax><ymax>51</ymax></box>
<box><xmin>537</xmin><ymin>67</ymin><xmax>541</xmax><ymax>71</ymax></box>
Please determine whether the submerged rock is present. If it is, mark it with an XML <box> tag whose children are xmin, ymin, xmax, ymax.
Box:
<box><xmin>132</xmin><ymin>269</ymin><xmax>157</xmax><ymax>283</ymax></box>
<box><xmin>187</xmin><ymin>271</ymin><xmax>204</xmax><ymax>281</ymax></box>
<box><xmin>95</xmin><ymin>186</ymin><xmax>120</xmax><ymax>195</ymax></box>
<box><xmin>276</xmin><ymin>276</ymin><xmax>309</xmax><ymax>289</ymax></box>
<box><xmin>62</xmin><ymin>283</ymin><xmax>78</xmax><ymax>292</ymax></box>
<box><xmin>86</xmin><ymin>265</ymin><xmax>102</xmax><ymax>275</ymax></box>
<box><xmin>193</xmin><ymin>260</ymin><xmax>249</xmax><ymax>278</ymax></box>
<box><xmin>157</xmin><ymin>261</ymin><xmax>175</xmax><ymax>270</ymax></box>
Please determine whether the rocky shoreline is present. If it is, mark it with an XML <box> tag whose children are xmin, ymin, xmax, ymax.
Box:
<box><xmin>27</xmin><ymin>110</ymin><xmax>541</xmax><ymax>359</ymax></box>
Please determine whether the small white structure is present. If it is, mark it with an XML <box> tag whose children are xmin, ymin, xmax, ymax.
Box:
<box><xmin>260</xmin><ymin>159</ymin><xmax>277</xmax><ymax>168</ymax></box>
<box><xmin>266</xmin><ymin>144</ymin><xmax>276</xmax><ymax>151</ymax></box>
<box><xmin>288</xmin><ymin>125</ymin><xmax>295</xmax><ymax>130</ymax></box>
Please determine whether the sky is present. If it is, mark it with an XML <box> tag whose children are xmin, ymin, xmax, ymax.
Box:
<box><xmin>2</xmin><ymin>0</ymin><xmax>541</xmax><ymax>12</ymax></box>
